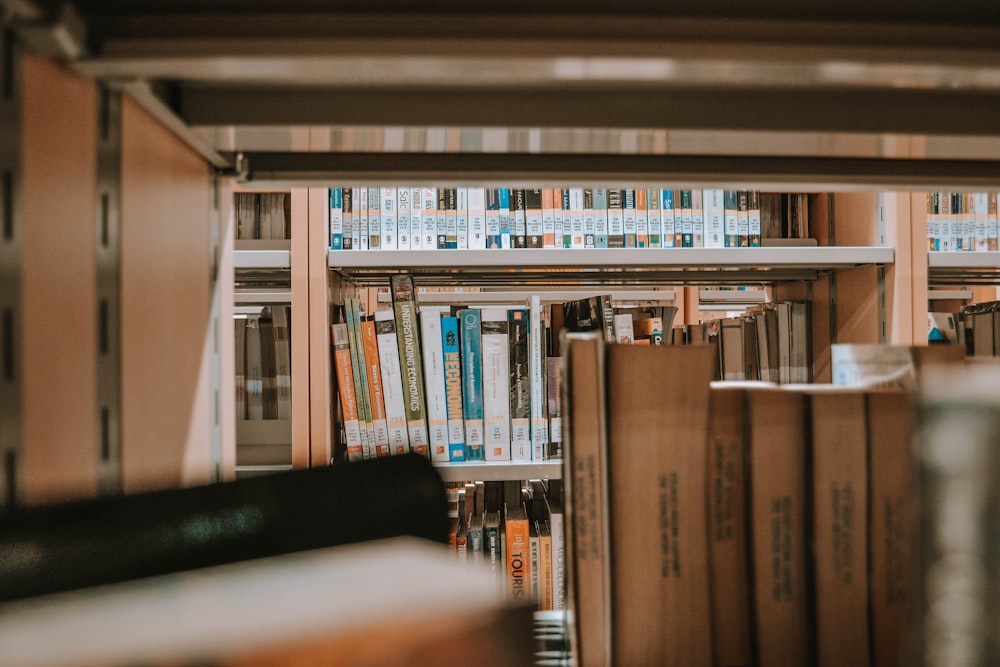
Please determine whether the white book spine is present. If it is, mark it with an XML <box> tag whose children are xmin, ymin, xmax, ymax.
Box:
<box><xmin>396</xmin><ymin>186</ymin><xmax>411</xmax><ymax>250</ymax></box>
<box><xmin>530</xmin><ymin>294</ymin><xmax>548</xmax><ymax>460</ymax></box>
<box><xmin>373</xmin><ymin>310</ymin><xmax>410</xmax><ymax>455</ymax></box>
<box><xmin>421</xmin><ymin>187</ymin><xmax>437</xmax><ymax>250</ymax></box>
<box><xmin>272</xmin><ymin>307</ymin><xmax>292</xmax><ymax>421</ymax></box>
<box><xmin>469</xmin><ymin>186</ymin><xmax>487</xmax><ymax>250</ymax></box>
<box><xmin>358</xmin><ymin>187</ymin><xmax>369</xmax><ymax>250</ymax></box>
<box><xmin>568</xmin><ymin>188</ymin><xmax>585</xmax><ymax>248</ymax></box>
<box><xmin>975</xmin><ymin>192</ymin><xmax>989</xmax><ymax>251</ymax></box>
<box><xmin>380</xmin><ymin>187</ymin><xmax>397</xmax><ymax>250</ymax></box>
<box><xmin>548</xmin><ymin>507</ymin><xmax>566</xmax><ymax>611</ymax></box>
<box><xmin>481</xmin><ymin>309</ymin><xmax>511</xmax><ymax>461</ymax></box>
<box><xmin>691</xmin><ymin>190</ymin><xmax>705</xmax><ymax>248</ymax></box>
<box><xmin>704</xmin><ymin>189</ymin><xmax>725</xmax><ymax>248</ymax></box>
<box><xmin>409</xmin><ymin>187</ymin><xmax>422</xmax><ymax>250</ymax></box>
<box><xmin>419</xmin><ymin>309</ymin><xmax>451</xmax><ymax>462</ymax></box>
<box><xmin>456</xmin><ymin>187</ymin><xmax>469</xmax><ymax>250</ymax></box>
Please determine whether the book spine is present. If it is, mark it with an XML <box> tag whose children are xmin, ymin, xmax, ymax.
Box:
<box><xmin>542</xmin><ymin>187</ymin><xmax>556</xmax><ymax>248</ymax></box>
<box><xmin>593</xmin><ymin>188</ymin><xmax>609</xmax><ymax>248</ymax></box>
<box><xmin>724</xmin><ymin>190</ymin><xmax>739</xmax><ymax>248</ymax></box>
<box><xmin>441</xmin><ymin>316</ymin><xmax>466</xmax><ymax>462</ymax></box>
<box><xmin>342</xmin><ymin>187</ymin><xmax>354</xmax><ymax>250</ymax></box>
<box><xmin>499</xmin><ymin>187</ymin><xmax>512</xmax><ymax>249</ymax></box>
<box><xmin>704</xmin><ymin>189</ymin><xmax>724</xmax><ymax>248</ymax></box>
<box><xmin>607</xmin><ymin>188</ymin><xmax>625</xmax><ymax>248</ymax></box>
<box><xmin>446</xmin><ymin>187</ymin><xmax>459</xmax><ymax>249</ymax></box>
<box><xmin>396</xmin><ymin>185</ymin><xmax>410</xmax><ymax>250</ymax></box>
<box><xmin>344</xmin><ymin>299</ymin><xmax>373</xmax><ymax>458</ymax></box>
<box><xmin>419</xmin><ymin>308</ymin><xmax>450</xmax><ymax>462</ymax></box>
<box><xmin>460</xmin><ymin>309</ymin><xmax>485</xmax><ymax>461</ymax></box>
<box><xmin>508</xmin><ymin>316</ymin><xmax>532</xmax><ymax>461</ymax></box>
<box><xmin>530</xmin><ymin>294</ymin><xmax>549</xmax><ymax>460</ymax></box>
<box><xmin>331</xmin><ymin>323</ymin><xmax>363</xmax><ymax>460</ymax></box>
<box><xmin>407</xmin><ymin>186</ymin><xmax>421</xmax><ymax>250</ymax></box>
<box><xmin>636</xmin><ymin>188</ymin><xmax>649</xmax><ymax>248</ymax></box>
<box><xmin>583</xmin><ymin>188</ymin><xmax>596</xmax><ymax>248</ymax></box>
<box><xmin>691</xmin><ymin>188</ymin><xmax>704</xmax><ymax>248</ymax></box>
<box><xmin>421</xmin><ymin>187</ymin><xmax>437</xmax><ymax>250</ymax></box>
<box><xmin>468</xmin><ymin>186</ymin><xmax>487</xmax><ymax>250</ymax></box>
<box><xmin>379</xmin><ymin>186</ymin><xmax>397</xmax><ymax>250</ymax></box>
<box><xmin>622</xmin><ymin>188</ymin><xmax>637</xmax><ymax>248</ymax></box>
<box><xmin>546</xmin><ymin>356</ymin><xmax>563</xmax><ymax>459</ymax></box>
<box><xmin>329</xmin><ymin>187</ymin><xmax>343</xmax><ymax>250</ymax></box>
<box><xmin>737</xmin><ymin>190</ymin><xmax>750</xmax><ymax>247</ymax></box>
<box><xmin>570</xmin><ymin>188</ymin><xmax>585</xmax><ymax>249</ymax></box>
<box><xmin>486</xmin><ymin>187</ymin><xmax>501</xmax><ymax>249</ymax></box>
<box><xmin>680</xmin><ymin>189</ymin><xmax>693</xmax><ymax>247</ymax></box>
<box><xmin>514</xmin><ymin>188</ymin><xmax>528</xmax><ymax>248</ymax></box>
<box><xmin>661</xmin><ymin>188</ymin><xmax>676</xmax><ymax>248</ymax></box>
<box><xmin>537</xmin><ymin>521</ymin><xmax>550</xmax><ymax>608</ymax></box>
<box><xmin>526</xmin><ymin>188</ymin><xmax>544</xmax><ymax>248</ymax></box>
<box><xmin>990</xmin><ymin>192</ymin><xmax>999</xmax><ymax>251</ymax></box>
<box><xmin>374</xmin><ymin>311</ymin><xmax>410</xmax><ymax>455</ymax></box>
<box><xmin>436</xmin><ymin>187</ymin><xmax>447</xmax><ymax>250</ymax></box>
<box><xmin>939</xmin><ymin>191</ymin><xmax>952</xmax><ymax>251</ymax></box>
<box><xmin>505</xmin><ymin>507</ymin><xmax>531</xmax><ymax>603</ymax></box>
<box><xmin>358</xmin><ymin>187</ymin><xmax>369</xmax><ymax>250</ymax></box>
<box><xmin>927</xmin><ymin>192</ymin><xmax>939</xmax><ymax>251</ymax></box>
<box><xmin>748</xmin><ymin>190</ymin><xmax>762</xmax><ymax>247</ymax></box>
<box><xmin>975</xmin><ymin>191</ymin><xmax>989</xmax><ymax>252</ymax></box>
<box><xmin>647</xmin><ymin>187</ymin><xmax>661</xmax><ymax>248</ymax></box>
<box><xmin>561</xmin><ymin>188</ymin><xmax>572</xmax><ymax>248</ymax></box>
<box><xmin>361</xmin><ymin>319</ymin><xmax>391</xmax><ymax>456</ymax></box>
<box><xmin>548</xmin><ymin>500</ymin><xmax>566</xmax><ymax>611</ymax></box>
<box><xmin>482</xmin><ymin>309</ymin><xmax>511</xmax><ymax>461</ymax></box>
<box><xmin>390</xmin><ymin>275</ymin><xmax>429</xmax><ymax>455</ymax></box>
<box><xmin>367</xmin><ymin>186</ymin><xmax>381</xmax><ymax>249</ymax></box>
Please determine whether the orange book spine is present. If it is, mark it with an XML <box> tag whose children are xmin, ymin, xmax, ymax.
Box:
<box><xmin>505</xmin><ymin>508</ymin><xmax>532</xmax><ymax>603</ymax></box>
<box><xmin>331</xmin><ymin>324</ymin><xmax>363</xmax><ymax>461</ymax></box>
<box><xmin>542</xmin><ymin>187</ymin><xmax>556</xmax><ymax>248</ymax></box>
<box><xmin>361</xmin><ymin>320</ymin><xmax>390</xmax><ymax>457</ymax></box>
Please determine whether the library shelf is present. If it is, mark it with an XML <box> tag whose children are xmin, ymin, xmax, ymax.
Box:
<box><xmin>928</xmin><ymin>252</ymin><xmax>1000</xmax><ymax>285</ymax></box>
<box><xmin>234</xmin><ymin>249</ymin><xmax>291</xmax><ymax>270</ymax></box>
<box><xmin>431</xmin><ymin>460</ymin><xmax>562</xmax><ymax>483</ymax></box>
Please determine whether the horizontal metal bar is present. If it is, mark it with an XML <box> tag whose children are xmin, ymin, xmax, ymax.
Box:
<box><xmin>240</xmin><ymin>152</ymin><xmax>1000</xmax><ymax>191</ymax></box>
<box><xmin>376</xmin><ymin>289</ymin><xmax>676</xmax><ymax>305</ymax></box>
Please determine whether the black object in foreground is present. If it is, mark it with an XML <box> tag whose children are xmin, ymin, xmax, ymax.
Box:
<box><xmin>0</xmin><ymin>453</ymin><xmax>448</xmax><ymax>603</ymax></box>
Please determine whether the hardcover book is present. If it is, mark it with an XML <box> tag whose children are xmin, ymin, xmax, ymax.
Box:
<box><xmin>622</xmin><ymin>188</ymin><xmax>637</xmax><ymax>248</ymax></box>
<box><xmin>367</xmin><ymin>186</ymin><xmax>381</xmax><ymax>249</ymax></box>
<box><xmin>419</xmin><ymin>308</ymin><xmax>450</xmax><ymax>462</ymax></box>
<box><xmin>459</xmin><ymin>308</ymin><xmax>485</xmax><ymax>461</ymax></box>
<box><xmin>481</xmin><ymin>308</ymin><xmax>511</xmax><ymax>461</ymax></box>
<box><xmin>704</xmin><ymin>189</ymin><xmax>725</xmax><ymax>248</ymax></box>
<box><xmin>505</xmin><ymin>502</ymin><xmax>532</xmax><ymax>604</ymax></box>
<box><xmin>361</xmin><ymin>319</ymin><xmax>391</xmax><ymax>457</ymax></box>
<box><xmin>342</xmin><ymin>187</ymin><xmax>355</xmax><ymax>250</ymax></box>
<box><xmin>542</xmin><ymin>187</ymin><xmax>556</xmax><ymax>248</ymax></box>
<box><xmin>331</xmin><ymin>323</ymin><xmax>363</xmax><ymax>461</ymax></box>
<box><xmin>679</xmin><ymin>189</ymin><xmax>693</xmax><ymax>248</ymax></box>
<box><xmin>421</xmin><ymin>187</ymin><xmax>437</xmax><ymax>250</ymax></box>
<box><xmin>373</xmin><ymin>310</ymin><xmax>410</xmax><ymax>455</ymax></box>
<box><xmin>647</xmin><ymin>187</ymin><xmax>661</xmax><ymax>248</ymax></box>
<box><xmin>396</xmin><ymin>185</ymin><xmax>411</xmax><ymax>250</ymax></box>
<box><xmin>513</xmin><ymin>188</ymin><xmax>528</xmax><ymax>248</ymax></box>
<box><xmin>390</xmin><ymin>275</ymin><xmax>429</xmax><ymax>455</ymax></box>
<box><xmin>607</xmin><ymin>188</ymin><xmax>625</xmax><ymax>248</ymax></box>
<box><xmin>593</xmin><ymin>188</ymin><xmax>609</xmax><ymax>248</ymax></box>
<box><xmin>380</xmin><ymin>186</ymin><xmax>397</xmax><ymax>250</ymax></box>
<box><xmin>526</xmin><ymin>188</ymin><xmax>544</xmax><ymax>248</ymax></box>
<box><xmin>329</xmin><ymin>187</ymin><xmax>343</xmax><ymax>250</ymax></box>
<box><xmin>440</xmin><ymin>315</ymin><xmax>466</xmax><ymax>462</ymax></box>
<box><xmin>508</xmin><ymin>315</ymin><xmax>531</xmax><ymax>461</ymax></box>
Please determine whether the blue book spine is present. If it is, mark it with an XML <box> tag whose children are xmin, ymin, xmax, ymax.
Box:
<box><xmin>498</xmin><ymin>187</ymin><xmax>512</xmax><ymax>249</ymax></box>
<box><xmin>329</xmin><ymin>187</ymin><xmax>343</xmax><ymax>250</ymax></box>
<box><xmin>441</xmin><ymin>316</ymin><xmax>466</xmax><ymax>462</ymax></box>
<box><xmin>459</xmin><ymin>309</ymin><xmax>485</xmax><ymax>461</ymax></box>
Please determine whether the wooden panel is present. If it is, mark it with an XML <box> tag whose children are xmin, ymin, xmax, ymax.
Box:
<box><xmin>218</xmin><ymin>178</ymin><xmax>236</xmax><ymax>481</ymax></box>
<box><xmin>120</xmin><ymin>95</ymin><xmax>213</xmax><ymax>493</ymax></box>
<box><xmin>901</xmin><ymin>192</ymin><xmax>928</xmax><ymax>345</ymax></box>
<box><xmin>307</xmin><ymin>187</ymin><xmax>332</xmax><ymax>467</ymax></box>
<box><xmin>834</xmin><ymin>265</ymin><xmax>881</xmax><ymax>344</ymax></box>
<box><xmin>20</xmin><ymin>54</ymin><xmax>99</xmax><ymax>504</ymax></box>
<box><xmin>832</xmin><ymin>192</ymin><xmax>879</xmax><ymax>246</ymax></box>
<box><xmin>289</xmin><ymin>187</ymin><xmax>312</xmax><ymax>468</ymax></box>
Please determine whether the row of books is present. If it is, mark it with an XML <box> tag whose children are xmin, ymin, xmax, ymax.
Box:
<box><xmin>329</xmin><ymin>187</ymin><xmax>812</xmax><ymax>251</ymax></box>
<box><xmin>446</xmin><ymin>479</ymin><xmax>566</xmax><ymax>614</ymax></box>
<box><xmin>331</xmin><ymin>275</ymin><xmax>561</xmax><ymax>463</ymax></box>
<box><xmin>926</xmin><ymin>191</ymin><xmax>1000</xmax><ymax>252</ymax></box>
<box><xmin>234</xmin><ymin>192</ymin><xmax>291</xmax><ymax>241</ymax></box>
<box><xmin>563</xmin><ymin>337</ymin><xmax>916</xmax><ymax>666</ymax></box>
<box><xmin>960</xmin><ymin>300</ymin><xmax>1000</xmax><ymax>357</ymax></box>
<box><xmin>712</xmin><ymin>301</ymin><xmax>813</xmax><ymax>384</ymax></box>
<box><xmin>234</xmin><ymin>306</ymin><xmax>291</xmax><ymax>421</ymax></box>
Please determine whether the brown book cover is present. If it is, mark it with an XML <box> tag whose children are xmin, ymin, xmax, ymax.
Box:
<box><xmin>563</xmin><ymin>332</ymin><xmax>611</xmax><ymax>667</ymax></box>
<box><xmin>706</xmin><ymin>385</ymin><xmax>752</xmax><ymax>667</ymax></box>
<box><xmin>607</xmin><ymin>344</ymin><xmax>715</xmax><ymax>666</ymax></box>
<box><xmin>747</xmin><ymin>387</ymin><xmax>809</xmax><ymax>667</ymax></box>
<box><xmin>867</xmin><ymin>390</ymin><xmax>916</xmax><ymax>667</ymax></box>
<box><xmin>809</xmin><ymin>389</ymin><xmax>871</xmax><ymax>667</ymax></box>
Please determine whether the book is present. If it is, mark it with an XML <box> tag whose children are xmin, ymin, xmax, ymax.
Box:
<box><xmin>481</xmin><ymin>308</ymin><xmax>511</xmax><ymax>461</ymax></box>
<box><xmin>419</xmin><ymin>308</ymin><xmax>450</xmax><ymax>462</ymax></box>
<box><xmin>436</xmin><ymin>187</ymin><xmax>447</xmax><ymax>249</ymax></box>
<box><xmin>542</xmin><ymin>187</ymin><xmax>556</xmax><ymax>248</ymax></box>
<box><xmin>331</xmin><ymin>323</ymin><xmax>363</xmax><ymax>461</ymax></box>
<box><xmin>258</xmin><ymin>312</ymin><xmax>276</xmax><ymax>419</ymax></box>
<box><xmin>445</xmin><ymin>187</ymin><xmax>458</xmax><ymax>249</ymax></box>
<box><xmin>593</xmin><ymin>188</ymin><xmax>609</xmax><ymax>248</ymax></box>
<box><xmin>724</xmin><ymin>190</ymin><xmax>739</xmax><ymax>247</ymax></box>
<box><xmin>634</xmin><ymin>316</ymin><xmax>664</xmax><ymax>345</ymax></box>
<box><xmin>529</xmin><ymin>516</ymin><xmax>541</xmax><ymax>603</ymax></box>
<box><xmin>737</xmin><ymin>190</ymin><xmax>750</xmax><ymax>247</ymax></box>
<box><xmin>367</xmin><ymin>186</ymin><xmax>380</xmax><ymax>249</ymax></box>
<box><xmin>440</xmin><ymin>315</ymin><xmax>466</xmax><ymax>462</ymax></box>
<box><xmin>361</xmin><ymin>319</ymin><xmax>391</xmax><ymax>457</ymax></box>
<box><xmin>561</xmin><ymin>188</ymin><xmax>572</xmax><ymax>248</ymax></box>
<box><xmin>397</xmin><ymin>185</ymin><xmax>411</xmax><ymax>250</ymax></box>
<box><xmin>271</xmin><ymin>306</ymin><xmax>291</xmax><ymax>420</ymax></box>
<box><xmin>459</xmin><ymin>308</ymin><xmax>485</xmax><ymax>461</ymax></box>
<box><xmin>486</xmin><ymin>187</ymin><xmax>501</xmax><ymax>248</ymax></box>
<box><xmin>344</xmin><ymin>298</ymin><xmax>375</xmax><ymax>458</ymax></box>
<box><xmin>808</xmin><ymin>388</ymin><xmax>871</xmax><ymax>667</ymax></box>
<box><xmin>867</xmin><ymin>390</ymin><xmax>916</xmax><ymax>667</ymax></box>
<box><xmin>538</xmin><ymin>519</ymin><xmax>554</xmax><ymax>610</ymax></box>
<box><xmin>508</xmin><ymin>314</ymin><xmax>531</xmax><ymax>461</ymax></box>
<box><xmin>706</xmin><ymin>385</ymin><xmax>753</xmax><ymax>667</ymax></box>
<box><xmin>379</xmin><ymin>186</ymin><xmax>397</xmax><ymax>250</ymax></box>
<box><xmin>704</xmin><ymin>188</ymin><xmax>725</xmax><ymax>248</ymax></box>
<box><xmin>244</xmin><ymin>317</ymin><xmax>264</xmax><ymax>420</ymax></box>
<box><xmin>613</xmin><ymin>312</ymin><xmax>634</xmax><ymax>344</ymax></box>
<box><xmin>526</xmin><ymin>188</ymin><xmax>544</xmax><ymax>248</ymax></box>
<box><xmin>545</xmin><ymin>356</ymin><xmax>563</xmax><ymax>460</ymax></box>
<box><xmin>329</xmin><ymin>187</ymin><xmax>343</xmax><ymax>250</ymax></box>
<box><xmin>607</xmin><ymin>345</ymin><xmax>716</xmax><ymax>666</ymax></box>
<box><xmin>530</xmin><ymin>294</ymin><xmax>549</xmax><ymax>460</ymax></box>
<box><xmin>583</xmin><ymin>188</ymin><xmax>596</xmax><ymax>248</ymax></box>
<box><xmin>513</xmin><ymin>187</ymin><xmax>527</xmax><ymax>248</ymax></box>
<box><xmin>547</xmin><ymin>493</ymin><xmax>566</xmax><ymax>611</ymax></box>
<box><xmin>607</xmin><ymin>188</ymin><xmax>625</xmax><ymax>248</ymax></box>
<box><xmin>747</xmin><ymin>387</ymin><xmax>809</xmax><ymax>667</ymax></box>
<box><xmin>373</xmin><ymin>310</ymin><xmax>410</xmax><ymax>455</ymax></box>
<box><xmin>455</xmin><ymin>186</ymin><xmax>468</xmax><ymax>250</ymax></box>
<box><xmin>570</xmin><ymin>187</ymin><xmax>585</xmax><ymax>248</ymax></box>
<box><xmin>499</xmin><ymin>187</ymin><xmax>512</xmax><ymax>248</ymax></box>
<box><xmin>342</xmin><ymin>187</ymin><xmax>354</xmax><ymax>250</ymax></box>
<box><xmin>421</xmin><ymin>187</ymin><xmax>437</xmax><ymax>250</ymax></box>
<box><xmin>562</xmin><ymin>332</ymin><xmax>611</xmax><ymax>667</ymax></box>
<box><xmin>635</xmin><ymin>188</ymin><xmax>648</xmax><ymax>248</ymax></box>
<box><xmin>748</xmin><ymin>190</ymin><xmax>762</xmax><ymax>247</ymax></box>
<box><xmin>469</xmin><ymin>185</ymin><xmax>487</xmax><ymax>250</ymax></box>
<box><xmin>390</xmin><ymin>275</ymin><xmax>429</xmax><ymax>456</ymax></box>
<box><xmin>661</xmin><ymin>188</ymin><xmax>676</xmax><ymax>248</ymax></box>
<box><xmin>505</xmin><ymin>501</ymin><xmax>532</xmax><ymax>604</ymax></box>
<box><xmin>622</xmin><ymin>188</ymin><xmax>637</xmax><ymax>248</ymax></box>
<box><xmin>647</xmin><ymin>187</ymin><xmax>660</xmax><ymax>248</ymax></box>
<box><xmin>234</xmin><ymin>319</ymin><xmax>246</xmax><ymax>419</ymax></box>
<box><xmin>679</xmin><ymin>189</ymin><xmax>693</xmax><ymax>247</ymax></box>
<box><xmin>691</xmin><ymin>188</ymin><xmax>704</xmax><ymax>247</ymax></box>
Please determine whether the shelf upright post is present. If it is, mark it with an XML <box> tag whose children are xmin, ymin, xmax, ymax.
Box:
<box><xmin>0</xmin><ymin>27</ymin><xmax>21</xmax><ymax>508</ymax></box>
<box><xmin>207</xmin><ymin>169</ymin><xmax>225</xmax><ymax>482</ymax></box>
<box><xmin>95</xmin><ymin>83</ymin><xmax>122</xmax><ymax>495</ymax></box>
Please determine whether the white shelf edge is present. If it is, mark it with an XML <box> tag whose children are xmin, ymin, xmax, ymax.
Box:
<box><xmin>928</xmin><ymin>251</ymin><xmax>1000</xmax><ymax>269</ymax></box>
<box><xmin>432</xmin><ymin>460</ymin><xmax>562</xmax><ymax>482</ymax></box>
<box><xmin>235</xmin><ymin>289</ymin><xmax>292</xmax><ymax>304</ymax></box>
<box><xmin>928</xmin><ymin>290</ymin><xmax>974</xmax><ymax>300</ymax></box>
<box><xmin>330</xmin><ymin>246</ymin><xmax>894</xmax><ymax>269</ymax></box>
<box><xmin>234</xmin><ymin>249</ymin><xmax>292</xmax><ymax>269</ymax></box>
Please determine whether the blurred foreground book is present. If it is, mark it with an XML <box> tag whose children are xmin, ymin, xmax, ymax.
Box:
<box><xmin>0</xmin><ymin>536</ymin><xmax>534</xmax><ymax>667</ymax></box>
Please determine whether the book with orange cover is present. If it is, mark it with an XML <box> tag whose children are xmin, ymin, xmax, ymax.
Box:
<box><xmin>331</xmin><ymin>323</ymin><xmax>363</xmax><ymax>461</ymax></box>
<box><xmin>361</xmin><ymin>319</ymin><xmax>390</xmax><ymax>457</ymax></box>
<box><xmin>505</xmin><ymin>502</ymin><xmax>532</xmax><ymax>604</ymax></box>
<box><xmin>607</xmin><ymin>344</ymin><xmax>715</xmax><ymax>666</ymax></box>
